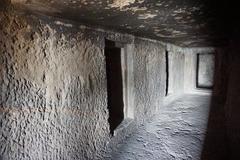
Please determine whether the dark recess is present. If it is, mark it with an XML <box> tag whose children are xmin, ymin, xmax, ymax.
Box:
<box><xmin>165</xmin><ymin>50</ymin><xmax>169</xmax><ymax>96</ymax></box>
<box><xmin>105</xmin><ymin>39</ymin><xmax>124</xmax><ymax>135</ymax></box>
<box><xmin>200</xmin><ymin>1</ymin><xmax>240</xmax><ymax>159</ymax></box>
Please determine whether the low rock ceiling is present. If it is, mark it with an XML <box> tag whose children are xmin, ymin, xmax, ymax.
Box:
<box><xmin>11</xmin><ymin>0</ymin><xmax>239</xmax><ymax>47</ymax></box>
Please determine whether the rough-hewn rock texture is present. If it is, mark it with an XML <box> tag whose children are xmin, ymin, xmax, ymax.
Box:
<box><xmin>133</xmin><ymin>39</ymin><xmax>165</xmax><ymax>122</ymax></box>
<box><xmin>0</xmin><ymin>9</ymin><xmax>177</xmax><ymax>159</ymax></box>
<box><xmin>2</xmin><ymin>2</ymin><xmax>236</xmax><ymax>160</ymax></box>
<box><xmin>182</xmin><ymin>47</ymin><xmax>227</xmax><ymax>95</ymax></box>
<box><xmin>10</xmin><ymin>0</ymin><xmax>239</xmax><ymax>47</ymax></box>
<box><xmin>110</xmin><ymin>94</ymin><xmax>212</xmax><ymax>160</ymax></box>
<box><xmin>197</xmin><ymin>53</ymin><xmax>215</xmax><ymax>88</ymax></box>
<box><xmin>167</xmin><ymin>49</ymin><xmax>185</xmax><ymax>95</ymax></box>
<box><xmin>0</xmin><ymin>11</ymin><xmax>110</xmax><ymax>160</ymax></box>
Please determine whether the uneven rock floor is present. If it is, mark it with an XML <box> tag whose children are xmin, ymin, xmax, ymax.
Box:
<box><xmin>111</xmin><ymin>94</ymin><xmax>211</xmax><ymax>160</ymax></box>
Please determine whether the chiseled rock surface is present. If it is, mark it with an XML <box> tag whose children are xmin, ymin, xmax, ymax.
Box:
<box><xmin>10</xmin><ymin>0</ymin><xmax>232</xmax><ymax>47</ymax></box>
<box><xmin>0</xmin><ymin>9</ymin><xmax>169</xmax><ymax>159</ymax></box>
<box><xmin>110</xmin><ymin>94</ymin><xmax>211</xmax><ymax>160</ymax></box>
<box><xmin>0</xmin><ymin>11</ymin><xmax>110</xmax><ymax>160</ymax></box>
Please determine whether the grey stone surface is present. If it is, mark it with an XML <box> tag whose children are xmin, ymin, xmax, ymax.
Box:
<box><xmin>183</xmin><ymin>47</ymin><xmax>227</xmax><ymax>96</ymax></box>
<box><xmin>110</xmin><ymin>94</ymin><xmax>211</xmax><ymax>160</ymax></box>
<box><xmin>0</xmin><ymin>10</ymin><xmax>174</xmax><ymax>160</ymax></box>
<box><xmin>197</xmin><ymin>54</ymin><xmax>215</xmax><ymax>88</ymax></box>
<box><xmin>167</xmin><ymin>50</ymin><xmax>185</xmax><ymax>96</ymax></box>
<box><xmin>0</xmin><ymin>11</ymin><xmax>110</xmax><ymax>160</ymax></box>
<box><xmin>133</xmin><ymin>38</ymin><xmax>166</xmax><ymax>120</ymax></box>
<box><xmin>9</xmin><ymin>0</ymin><xmax>236</xmax><ymax>47</ymax></box>
<box><xmin>1</xmin><ymin>3</ymin><xmax>233</xmax><ymax>160</ymax></box>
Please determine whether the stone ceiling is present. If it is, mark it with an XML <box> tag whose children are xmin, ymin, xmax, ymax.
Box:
<box><xmin>10</xmin><ymin>0</ymin><xmax>240</xmax><ymax>47</ymax></box>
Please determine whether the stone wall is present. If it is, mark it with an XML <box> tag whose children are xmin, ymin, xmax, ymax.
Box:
<box><xmin>133</xmin><ymin>38</ymin><xmax>165</xmax><ymax>121</ymax></box>
<box><xmin>197</xmin><ymin>53</ymin><xmax>215</xmax><ymax>88</ymax></box>
<box><xmin>183</xmin><ymin>47</ymin><xmax>228</xmax><ymax>97</ymax></box>
<box><xmin>168</xmin><ymin>50</ymin><xmax>185</xmax><ymax>96</ymax></box>
<box><xmin>184</xmin><ymin>48</ymin><xmax>216</xmax><ymax>94</ymax></box>
<box><xmin>0</xmin><ymin>11</ymin><xmax>110</xmax><ymax>160</ymax></box>
<box><xmin>0</xmin><ymin>8</ymin><xmax>176</xmax><ymax>159</ymax></box>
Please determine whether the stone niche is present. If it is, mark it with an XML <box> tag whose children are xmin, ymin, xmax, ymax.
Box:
<box><xmin>197</xmin><ymin>53</ymin><xmax>215</xmax><ymax>89</ymax></box>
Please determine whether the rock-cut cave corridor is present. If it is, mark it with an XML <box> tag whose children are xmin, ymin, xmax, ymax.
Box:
<box><xmin>1</xmin><ymin>0</ymin><xmax>240</xmax><ymax>160</ymax></box>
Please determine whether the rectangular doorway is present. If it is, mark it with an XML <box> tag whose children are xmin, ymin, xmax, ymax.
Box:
<box><xmin>105</xmin><ymin>39</ymin><xmax>124</xmax><ymax>135</ymax></box>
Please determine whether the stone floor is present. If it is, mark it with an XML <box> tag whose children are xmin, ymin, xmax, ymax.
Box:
<box><xmin>110</xmin><ymin>94</ymin><xmax>212</xmax><ymax>160</ymax></box>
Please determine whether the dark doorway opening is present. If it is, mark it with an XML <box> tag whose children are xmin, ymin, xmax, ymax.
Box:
<box><xmin>105</xmin><ymin>39</ymin><xmax>124</xmax><ymax>135</ymax></box>
<box><xmin>165</xmin><ymin>50</ymin><xmax>169</xmax><ymax>96</ymax></box>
